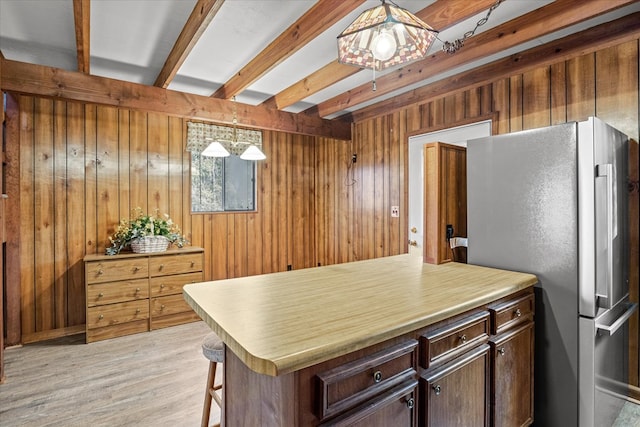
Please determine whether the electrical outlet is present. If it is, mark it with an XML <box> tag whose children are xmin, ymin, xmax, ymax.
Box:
<box><xmin>391</xmin><ymin>206</ymin><xmax>399</xmax><ymax>217</ymax></box>
<box><xmin>352</xmin><ymin>153</ymin><xmax>357</xmax><ymax>163</ymax></box>
<box><xmin>446</xmin><ymin>224</ymin><xmax>454</xmax><ymax>240</ymax></box>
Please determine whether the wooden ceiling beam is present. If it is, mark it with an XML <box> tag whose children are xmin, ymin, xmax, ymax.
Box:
<box><xmin>0</xmin><ymin>59</ymin><xmax>351</xmax><ymax>141</ymax></box>
<box><xmin>154</xmin><ymin>0</ymin><xmax>225</xmax><ymax>88</ymax></box>
<box><xmin>72</xmin><ymin>0</ymin><xmax>90</xmax><ymax>73</ymax></box>
<box><xmin>262</xmin><ymin>0</ymin><xmax>497</xmax><ymax>111</ymax></box>
<box><xmin>211</xmin><ymin>0</ymin><xmax>365</xmax><ymax>100</ymax></box>
<box><xmin>312</xmin><ymin>0</ymin><xmax>635</xmax><ymax>118</ymax></box>
<box><xmin>349</xmin><ymin>12</ymin><xmax>640</xmax><ymax>123</ymax></box>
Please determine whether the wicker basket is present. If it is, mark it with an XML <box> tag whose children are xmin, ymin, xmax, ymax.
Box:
<box><xmin>130</xmin><ymin>235</ymin><xmax>169</xmax><ymax>253</ymax></box>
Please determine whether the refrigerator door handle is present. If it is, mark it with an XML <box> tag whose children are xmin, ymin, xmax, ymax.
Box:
<box><xmin>595</xmin><ymin>163</ymin><xmax>614</xmax><ymax>309</ymax></box>
<box><xmin>596</xmin><ymin>302</ymin><xmax>637</xmax><ymax>336</ymax></box>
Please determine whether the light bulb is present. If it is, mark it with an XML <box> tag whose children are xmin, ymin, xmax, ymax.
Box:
<box><xmin>371</xmin><ymin>30</ymin><xmax>396</xmax><ymax>61</ymax></box>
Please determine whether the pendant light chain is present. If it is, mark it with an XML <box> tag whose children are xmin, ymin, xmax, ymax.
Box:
<box><xmin>439</xmin><ymin>0</ymin><xmax>505</xmax><ymax>54</ymax></box>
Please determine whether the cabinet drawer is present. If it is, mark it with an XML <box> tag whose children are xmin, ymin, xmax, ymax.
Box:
<box><xmin>151</xmin><ymin>294</ymin><xmax>193</xmax><ymax>317</ymax></box>
<box><xmin>315</xmin><ymin>340</ymin><xmax>417</xmax><ymax>421</ymax></box>
<box><xmin>489</xmin><ymin>293</ymin><xmax>534</xmax><ymax>335</ymax></box>
<box><xmin>87</xmin><ymin>278</ymin><xmax>149</xmax><ymax>307</ymax></box>
<box><xmin>87</xmin><ymin>299</ymin><xmax>149</xmax><ymax>329</ymax></box>
<box><xmin>86</xmin><ymin>259</ymin><xmax>148</xmax><ymax>284</ymax></box>
<box><xmin>420</xmin><ymin>311</ymin><xmax>489</xmax><ymax>369</ymax></box>
<box><xmin>150</xmin><ymin>272</ymin><xmax>203</xmax><ymax>296</ymax></box>
<box><xmin>149</xmin><ymin>253</ymin><xmax>203</xmax><ymax>277</ymax></box>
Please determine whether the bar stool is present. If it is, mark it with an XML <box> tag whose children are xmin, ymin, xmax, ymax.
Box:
<box><xmin>201</xmin><ymin>332</ymin><xmax>224</xmax><ymax>427</ymax></box>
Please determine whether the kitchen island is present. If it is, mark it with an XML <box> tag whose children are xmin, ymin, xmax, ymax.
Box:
<box><xmin>184</xmin><ymin>254</ymin><xmax>538</xmax><ymax>426</ymax></box>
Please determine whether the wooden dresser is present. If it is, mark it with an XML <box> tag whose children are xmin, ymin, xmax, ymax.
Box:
<box><xmin>84</xmin><ymin>247</ymin><xmax>204</xmax><ymax>343</ymax></box>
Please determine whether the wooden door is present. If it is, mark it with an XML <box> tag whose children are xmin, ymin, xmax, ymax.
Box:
<box><xmin>423</xmin><ymin>142</ymin><xmax>467</xmax><ymax>265</ymax></box>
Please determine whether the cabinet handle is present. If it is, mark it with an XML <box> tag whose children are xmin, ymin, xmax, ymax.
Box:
<box><xmin>459</xmin><ymin>334</ymin><xmax>467</xmax><ymax>344</ymax></box>
<box><xmin>498</xmin><ymin>347</ymin><xmax>506</xmax><ymax>356</ymax></box>
<box><xmin>98</xmin><ymin>292</ymin><xmax>104</xmax><ymax>298</ymax></box>
<box><xmin>406</xmin><ymin>397</ymin><xmax>415</xmax><ymax>409</ymax></box>
<box><xmin>133</xmin><ymin>266</ymin><xmax>140</xmax><ymax>272</ymax></box>
<box><xmin>160</xmin><ymin>284</ymin><xmax>165</xmax><ymax>289</ymax></box>
<box><xmin>97</xmin><ymin>269</ymin><xmax>104</xmax><ymax>275</ymax></box>
<box><xmin>190</xmin><ymin>261</ymin><xmax>195</xmax><ymax>268</ymax></box>
<box><xmin>432</xmin><ymin>385</ymin><xmax>442</xmax><ymax>396</ymax></box>
<box><xmin>159</xmin><ymin>264</ymin><xmax>164</xmax><ymax>270</ymax></box>
<box><xmin>160</xmin><ymin>304</ymin><xmax>165</xmax><ymax>310</ymax></box>
<box><xmin>135</xmin><ymin>287</ymin><xmax>141</xmax><ymax>293</ymax></box>
<box><xmin>136</xmin><ymin>308</ymin><xmax>141</xmax><ymax>314</ymax></box>
<box><xmin>373</xmin><ymin>370</ymin><xmax>383</xmax><ymax>383</ymax></box>
<box><xmin>514</xmin><ymin>308</ymin><xmax>522</xmax><ymax>317</ymax></box>
<box><xmin>98</xmin><ymin>314</ymin><xmax>104</xmax><ymax>320</ymax></box>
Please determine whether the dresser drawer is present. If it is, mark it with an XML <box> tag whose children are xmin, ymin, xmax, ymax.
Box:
<box><xmin>150</xmin><ymin>272</ymin><xmax>203</xmax><ymax>296</ymax></box>
<box><xmin>420</xmin><ymin>311</ymin><xmax>489</xmax><ymax>369</ymax></box>
<box><xmin>151</xmin><ymin>294</ymin><xmax>194</xmax><ymax>317</ymax></box>
<box><xmin>489</xmin><ymin>292</ymin><xmax>534</xmax><ymax>335</ymax></box>
<box><xmin>87</xmin><ymin>278</ymin><xmax>149</xmax><ymax>307</ymax></box>
<box><xmin>149</xmin><ymin>253</ymin><xmax>203</xmax><ymax>277</ymax></box>
<box><xmin>315</xmin><ymin>339</ymin><xmax>417</xmax><ymax>421</ymax></box>
<box><xmin>86</xmin><ymin>259</ymin><xmax>148</xmax><ymax>284</ymax></box>
<box><xmin>86</xmin><ymin>299</ymin><xmax>149</xmax><ymax>329</ymax></box>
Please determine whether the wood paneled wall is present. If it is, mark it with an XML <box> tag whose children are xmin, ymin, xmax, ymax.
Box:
<box><xmin>3</xmin><ymin>39</ymin><xmax>639</xmax><ymax>346</ymax></box>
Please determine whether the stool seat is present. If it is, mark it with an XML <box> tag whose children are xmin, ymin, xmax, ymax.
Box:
<box><xmin>202</xmin><ymin>332</ymin><xmax>224</xmax><ymax>363</ymax></box>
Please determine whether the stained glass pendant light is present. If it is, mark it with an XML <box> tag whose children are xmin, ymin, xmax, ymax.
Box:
<box><xmin>337</xmin><ymin>0</ymin><xmax>437</xmax><ymax>74</ymax></box>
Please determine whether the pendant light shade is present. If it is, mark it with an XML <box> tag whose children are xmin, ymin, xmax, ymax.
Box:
<box><xmin>240</xmin><ymin>144</ymin><xmax>267</xmax><ymax>161</ymax></box>
<box><xmin>337</xmin><ymin>0</ymin><xmax>436</xmax><ymax>70</ymax></box>
<box><xmin>201</xmin><ymin>140</ymin><xmax>230</xmax><ymax>157</ymax></box>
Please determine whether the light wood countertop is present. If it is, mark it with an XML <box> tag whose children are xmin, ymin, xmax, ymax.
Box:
<box><xmin>183</xmin><ymin>254</ymin><xmax>537</xmax><ymax>376</ymax></box>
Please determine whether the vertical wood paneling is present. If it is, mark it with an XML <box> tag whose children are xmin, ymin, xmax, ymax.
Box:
<box><xmin>147</xmin><ymin>112</ymin><xmax>169</xmax><ymax>213</ymax></box>
<box><xmin>96</xmin><ymin>105</ymin><xmax>119</xmax><ymax>253</ymax></box>
<box><xmin>84</xmin><ymin>105</ymin><xmax>97</xmax><ymax>255</ymax></box>
<box><xmin>260</xmin><ymin>134</ymin><xmax>274</xmax><ymax>273</ymax></box>
<box><xmin>34</xmin><ymin>98</ymin><xmax>55</xmax><ymax>332</ymax></box>
<box><xmin>509</xmin><ymin>75</ymin><xmax>523</xmax><ymax>132</ymax></box>
<box><xmin>566</xmin><ymin>53</ymin><xmax>596</xmax><ymax>122</ymax></box>
<box><xmin>168</xmin><ymin>117</ymin><xmax>183</xmax><ymax>229</ymax></box>
<box><xmin>492</xmin><ymin>78</ymin><xmax>510</xmax><ymax>135</ymax></box>
<box><xmin>19</xmin><ymin>96</ymin><xmax>35</xmax><ymax>336</ymax></box>
<box><xmin>53</xmin><ymin>100</ymin><xmax>67</xmax><ymax>328</ymax></box>
<box><xmin>211</xmin><ymin>214</ymin><xmax>228</xmax><ymax>280</ymax></box>
<box><xmin>203</xmin><ymin>214</ymin><xmax>213</xmax><ymax>279</ymax></box>
<box><xmin>374</xmin><ymin>117</ymin><xmax>386</xmax><ymax>259</ymax></box>
<box><xmin>130</xmin><ymin>111</ymin><xmax>148</xmax><ymax>212</ymax></box>
<box><xmin>389</xmin><ymin>113</ymin><xmax>401</xmax><ymax>256</ymax></box>
<box><xmin>595</xmin><ymin>41</ymin><xmax>639</xmax><ymax>141</ymax></box>
<box><xmin>66</xmin><ymin>101</ymin><xmax>86</xmax><ymax>326</ymax></box>
<box><xmin>522</xmin><ymin>66</ymin><xmax>551</xmax><ymax>130</ymax></box>
<box><xmin>550</xmin><ymin>62</ymin><xmax>567</xmax><ymax>125</ymax></box>
<box><xmin>118</xmin><ymin>110</ymin><xmax>131</xmax><ymax>221</ymax></box>
<box><xmin>234</xmin><ymin>215</ymin><xmax>248</xmax><ymax>277</ymax></box>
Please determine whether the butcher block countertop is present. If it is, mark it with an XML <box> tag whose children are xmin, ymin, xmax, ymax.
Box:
<box><xmin>183</xmin><ymin>254</ymin><xmax>537</xmax><ymax>377</ymax></box>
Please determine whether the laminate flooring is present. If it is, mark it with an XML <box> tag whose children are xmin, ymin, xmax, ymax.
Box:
<box><xmin>0</xmin><ymin>321</ymin><xmax>219</xmax><ymax>427</ymax></box>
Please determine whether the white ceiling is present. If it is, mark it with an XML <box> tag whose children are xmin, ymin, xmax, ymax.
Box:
<box><xmin>1</xmin><ymin>0</ymin><xmax>639</xmax><ymax>120</ymax></box>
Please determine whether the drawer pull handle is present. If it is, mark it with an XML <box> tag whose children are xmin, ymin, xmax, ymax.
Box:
<box><xmin>406</xmin><ymin>397</ymin><xmax>415</xmax><ymax>409</ymax></box>
<box><xmin>159</xmin><ymin>264</ymin><xmax>164</xmax><ymax>270</ymax></box>
<box><xmin>432</xmin><ymin>385</ymin><xmax>442</xmax><ymax>396</ymax></box>
<box><xmin>160</xmin><ymin>284</ymin><xmax>165</xmax><ymax>289</ymax></box>
<box><xmin>133</xmin><ymin>266</ymin><xmax>140</xmax><ymax>272</ymax></box>
<box><xmin>136</xmin><ymin>308</ymin><xmax>141</xmax><ymax>314</ymax></box>
<box><xmin>190</xmin><ymin>261</ymin><xmax>195</xmax><ymax>268</ymax></box>
<box><xmin>373</xmin><ymin>371</ymin><xmax>383</xmax><ymax>383</ymax></box>
<box><xmin>514</xmin><ymin>308</ymin><xmax>522</xmax><ymax>317</ymax></box>
<box><xmin>161</xmin><ymin>304</ymin><xmax>165</xmax><ymax>310</ymax></box>
<box><xmin>98</xmin><ymin>292</ymin><xmax>104</xmax><ymax>298</ymax></box>
<box><xmin>135</xmin><ymin>287</ymin><xmax>141</xmax><ymax>293</ymax></box>
<box><xmin>459</xmin><ymin>334</ymin><xmax>467</xmax><ymax>344</ymax></box>
<box><xmin>97</xmin><ymin>269</ymin><xmax>104</xmax><ymax>275</ymax></box>
<box><xmin>98</xmin><ymin>314</ymin><xmax>104</xmax><ymax>320</ymax></box>
<box><xmin>498</xmin><ymin>347</ymin><xmax>506</xmax><ymax>356</ymax></box>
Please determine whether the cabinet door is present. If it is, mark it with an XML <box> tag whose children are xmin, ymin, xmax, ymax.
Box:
<box><xmin>421</xmin><ymin>344</ymin><xmax>489</xmax><ymax>427</ymax></box>
<box><xmin>491</xmin><ymin>322</ymin><xmax>534</xmax><ymax>427</ymax></box>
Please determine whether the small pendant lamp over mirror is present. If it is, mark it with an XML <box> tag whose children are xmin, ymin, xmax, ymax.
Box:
<box><xmin>337</xmin><ymin>0</ymin><xmax>437</xmax><ymax>90</ymax></box>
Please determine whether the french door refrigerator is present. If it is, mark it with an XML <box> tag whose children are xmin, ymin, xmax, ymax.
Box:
<box><xmin>466</xmin><ymin>117</ymin><xmax>637</xmax><ymax>427</ymax></box>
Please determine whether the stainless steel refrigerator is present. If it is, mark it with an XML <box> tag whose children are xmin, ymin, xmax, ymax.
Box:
<box><xmin>466</xmin><ymin>117</ymin><xmax>637</xmax><ymax>427</ymax></box>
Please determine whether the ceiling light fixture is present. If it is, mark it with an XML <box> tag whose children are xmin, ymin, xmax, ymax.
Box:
<box><xmin>337</xmin><ymin>0</ymin><xmax>437</xmax><ymax>90</ymax></box>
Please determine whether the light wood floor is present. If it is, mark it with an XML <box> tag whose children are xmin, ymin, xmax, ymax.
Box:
<box><xmin>0</xmin><ymin>321</ymin><xmax>220</xmax><ymax>427</ymax></box>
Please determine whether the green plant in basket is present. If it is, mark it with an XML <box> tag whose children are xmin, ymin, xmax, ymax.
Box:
<box><xmin>106</xmin><ymin>208</ymin><xmax>189</xmax><ymax>255</ymax></box>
